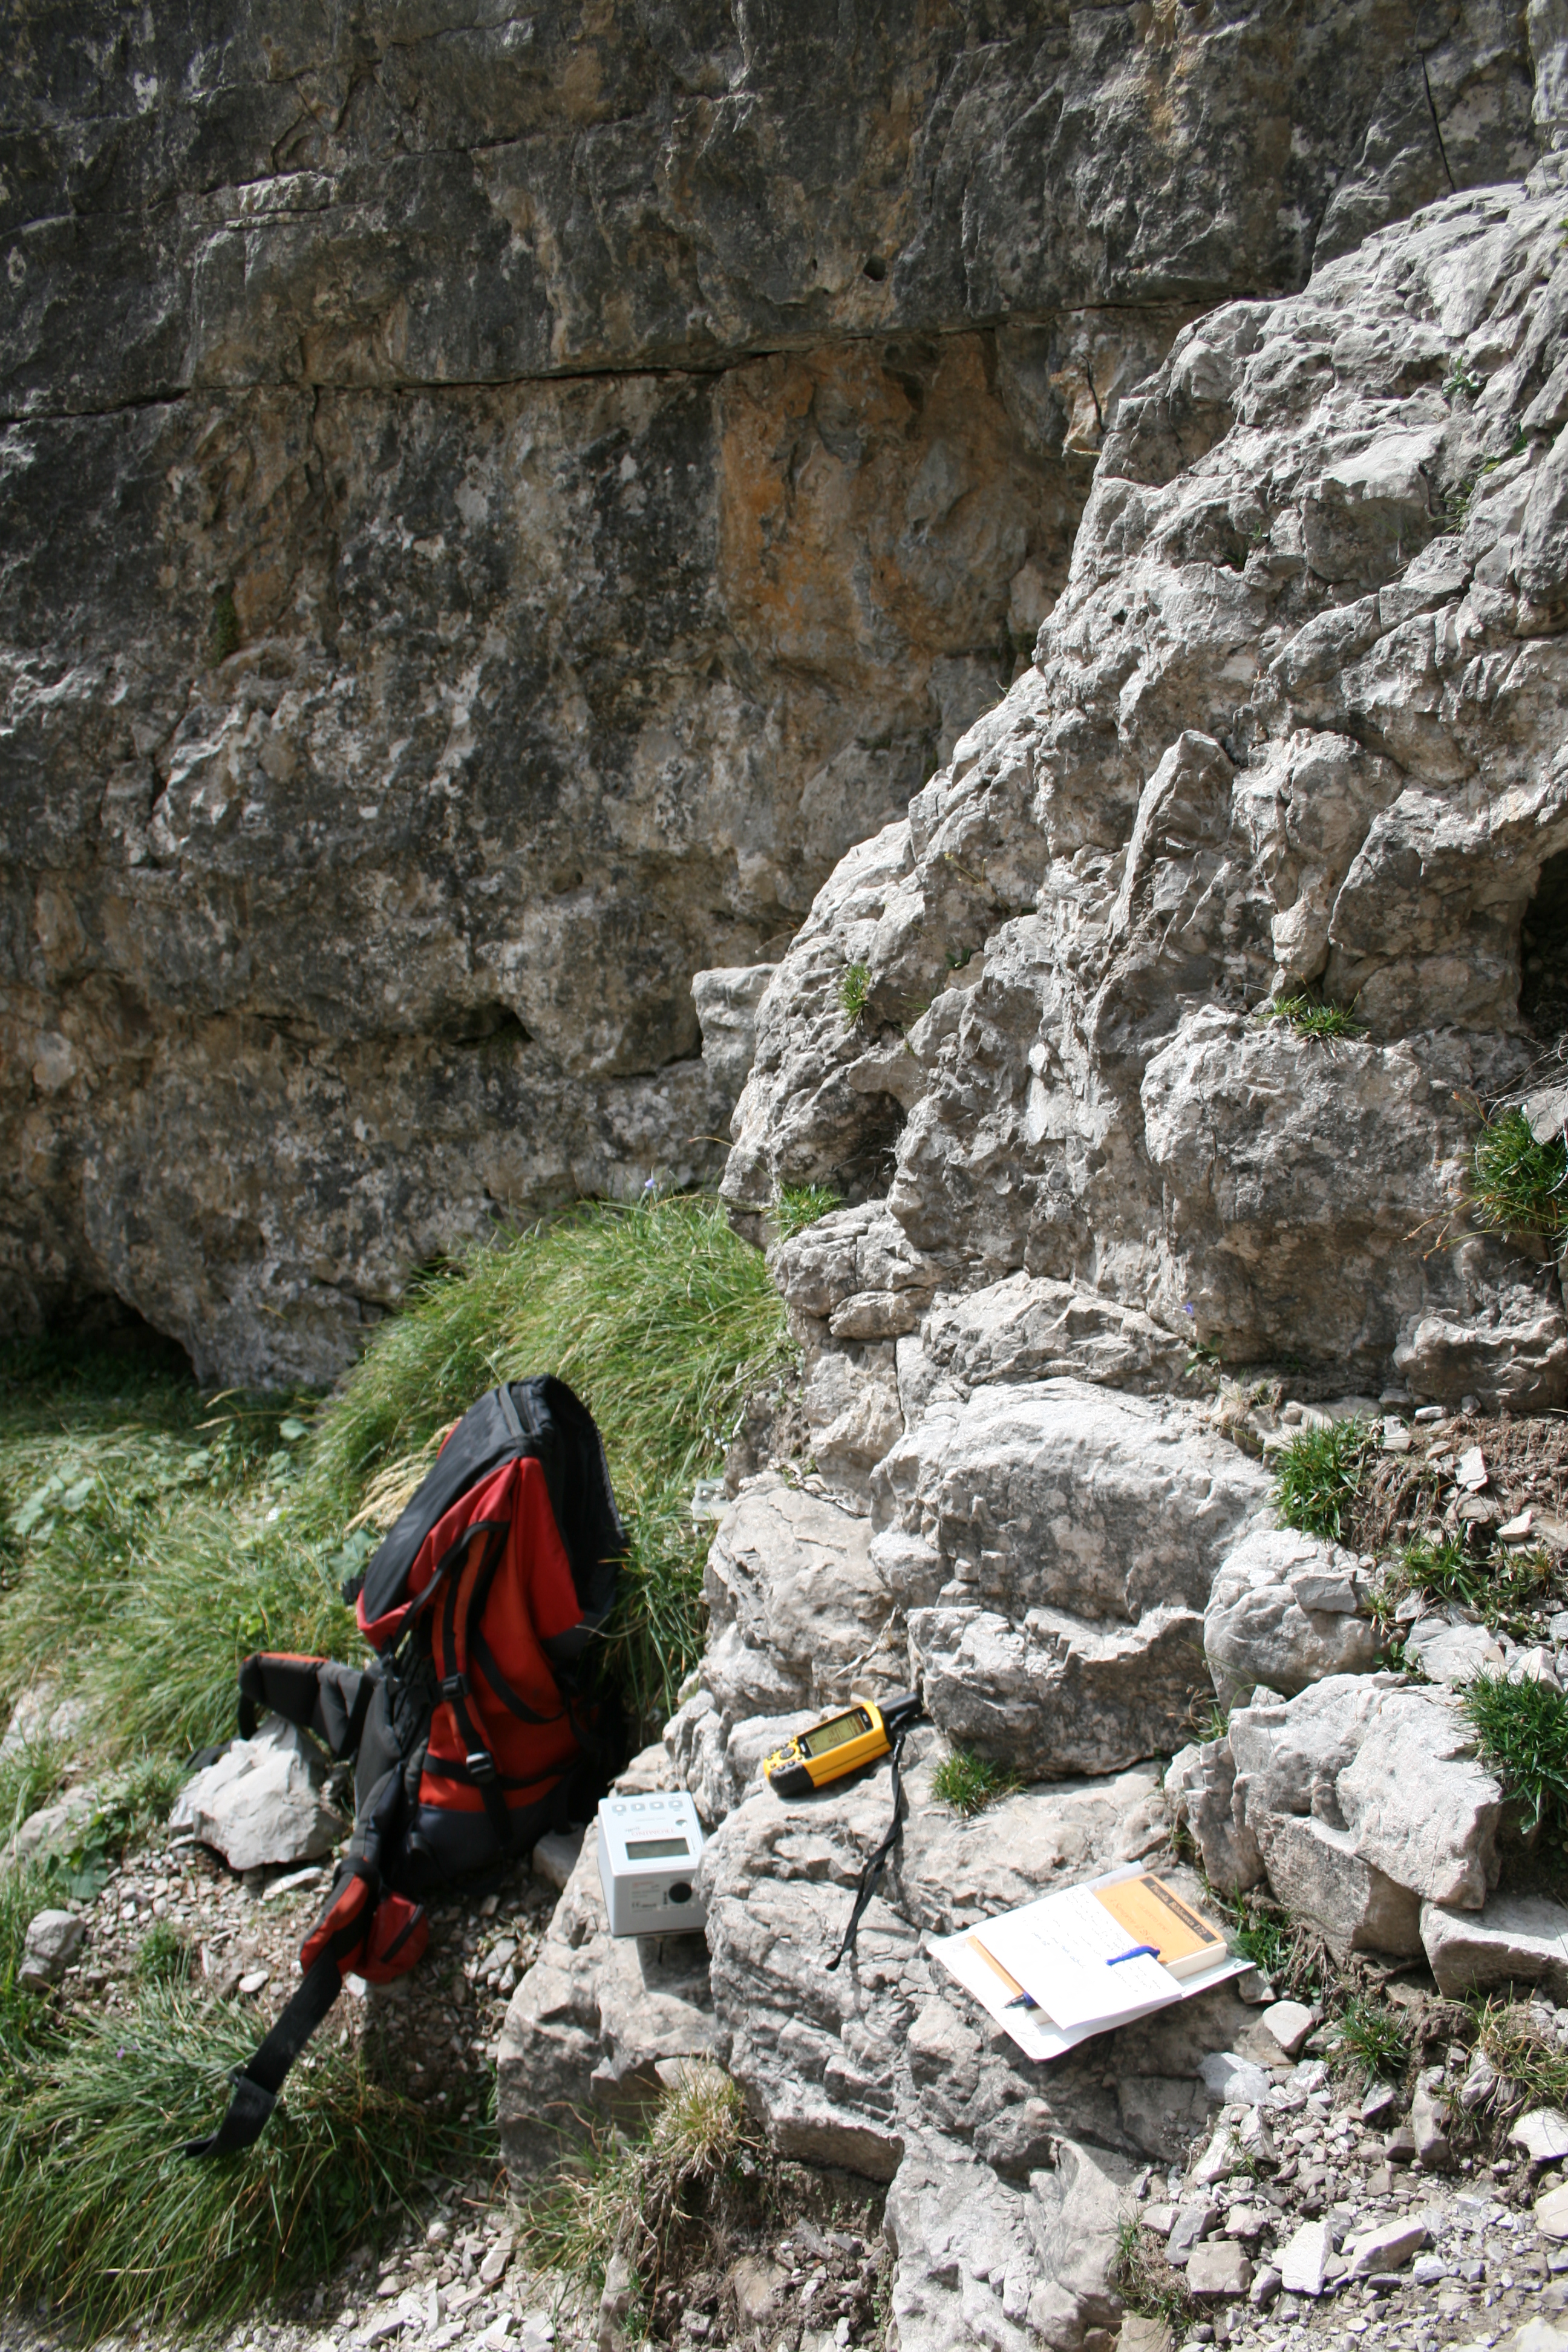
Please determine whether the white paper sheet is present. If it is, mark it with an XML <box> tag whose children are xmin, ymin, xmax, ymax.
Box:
<box><xmin>927</xmin><ymin>1866</ymin><xmax>1252</xmax><ymax>2065</ymax></box>
<box><xmin>977</xmin><ymin>1883</ymin><xmax>1176</xmax><ymax>2029</ymax></box>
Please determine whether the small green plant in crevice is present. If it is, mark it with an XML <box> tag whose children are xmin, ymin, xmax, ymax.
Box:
<box><xmin>946</xmin><ymin>946</ymin><xmax>975</xmax><ymax>972</ymax></box>
<box><xmin>206</xmin><ymin>587</ymin><xmax>240</xmax><ymax>668</ymax></box>
<box><xmin>1184</xmin><ymin>1336</ymin><xmax>1223</xmax><ymax>1388</ymax></box>
<box><xmin>1191</xmin><ymin>1694</ymin><xmax>1230</xmax><ymax>1748</ymax></box>
<box><xmin>1444</xmin><ymin>361</ymin><xmax>1484</xmax><ymax>402</ymax></box>
<box><xmin>1259</xmin><ymin>992</ymin><xmax>1366</xmax><ymax>1042</ymax></box>
<box><xmin>1470</xmin><ymin>1993</ymin><xmax>1568</xmax><ymax>2109</ymax></box>
<box><xmin>1111</xmin><ymin>2209</ymin><xmax>1194</xmax><ymax>2333</ymax></box>
<box><xmin>1380</xmin><ymin>1534</ymin><xmax>1552</xmax><ymax>1639</ymax></box>
<box><xmin>1271</xmin><ymin>1416</ymin><xmax>1374</xmax><ymax>1544</ymax></box>
<box><xmin>1467</xmin><ymin>1106</ymin><xmax>1568</xmax><ymax>1241</ymax></box>
<box><xmin>838</xmin><ymin>961</ymin><xmax>872</xmax><ymax>1025</ymax></box>
<box><xmin>1211</xmin><ymin>1885</ymin><xmax>1321</xmax><ymax>2001</ymax></box>
<box><xmin>771</xmin><ymin>1183</ymin><xmax>843</xmax><ymax>1243</ymax></box>
<box><xmin>1336</xmin><ymin>1992</ymin><xmax>1409</xmax><ymax>2082</ymax></box>
<box><xmin>1449</xmin><ymin>430</ymin><xmax>1532</xmax><ymax>528</ymax></box>
<box><xmin>519</xmin><ymin>2060</ymin><xmax>763</xmax><ymax>2314</ymax></box>
<box><xmin>1462</xmin><ymin>1671</ymin><xmax>1568</xmax><ymax>1838</ymax></box>
<box><xmin>930</xmin><ymin>1745</ymin><xmax>1022</xmax><ymax>1819</ymax></box>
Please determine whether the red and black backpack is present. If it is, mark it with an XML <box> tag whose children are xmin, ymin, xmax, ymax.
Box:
<box><xmin>186</xmin><ymin>1375</ymin><xmax>625</xmax><ymax>2157</ymax></box>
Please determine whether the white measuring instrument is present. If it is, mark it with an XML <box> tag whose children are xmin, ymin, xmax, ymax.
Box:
<box><xmin>595</xmin><ymin>1788</ymin><xmax>708</xmax><ymax>1936</ymax></box>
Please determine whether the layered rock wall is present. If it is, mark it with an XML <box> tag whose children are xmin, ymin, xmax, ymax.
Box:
<box><xmin>2</xmin><ymin>0</ymin><xmax>1550</xmax><ymax>1379</ymax></box>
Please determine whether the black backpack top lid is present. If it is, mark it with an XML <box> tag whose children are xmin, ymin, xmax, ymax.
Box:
<box><xmin>356</xmin><ymin>1376</ymin><xmax>626</xmax><ymax>1633</ymax></box>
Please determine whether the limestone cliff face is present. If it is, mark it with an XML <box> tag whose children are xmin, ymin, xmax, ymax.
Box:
<box><xmin>0</xmin><ymin>0</ymin><xmax>1550</xmax><ymax>1379</ymax></box>
<box><xmin>728</xmin><ymin>162</ymin><xmax>1568</xmax><ymax>1432</ymax></box>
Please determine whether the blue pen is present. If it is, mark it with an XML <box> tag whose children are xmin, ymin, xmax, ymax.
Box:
<box><xmin>1004</xmin><ymin>1991</ymin><xmax>1039</xmax><ymax>2011</ymax></box>
<box><xmin>1106</xmin><ymin>1944</ymin><xmax>1161</xmax><ymax>1967</ymax></box>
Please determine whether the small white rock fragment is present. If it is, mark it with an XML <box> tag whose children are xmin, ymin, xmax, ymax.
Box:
<box><xmin>1279</xmin><ymin>2218</ymin><xmax>1331</xmax><ymax>2296</ymax></box>
<box><xmin>1457</xmin><ymin>1446</ymin><xmax>1488</xmax><ymax>1491</ymax></box>
<box><xmin>1248</xmin><ymin>2263</ymin><xmax>1282</xmax><ymax>2308</ymax></box>
<box><xmin>1260</xmin><ymin>1998</ymin><xmax>1314</xmax><ymax>2059</ymax></box>
<box><xmin>1537</xmin><ymin>2180</ymin><xmax>1568</xmax><ymax>2239</ymax></box>
<box><xmin>1344</xmin><ymin>2216</ymin><xmax>1429</xmax><ymax>2276</ymax></box>
<box><xmin>1198</xmin><ymin>2051</ymin><xmax>1273</xmax><ymax>2105</ymax></box>
<box><xmin>1512</xmin><ymin>2108</ymin><xmax>1568</xmax><ymax>2163</ymax></box>
<box><xmin>1186</xmin><ymin>2241</ymin><xmax>1252</xmax><ymax>2299</ymax></box>
<box><xmin>1192</xmin><ymin>2128</ymin><xmax>1247</xmax><ymax>2186</ymax></box>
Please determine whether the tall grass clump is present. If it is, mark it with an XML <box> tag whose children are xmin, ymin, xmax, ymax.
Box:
<box><xmin>304</xmin><ymin>1197</ymin><xmax>794</xmax><ymax>1730</ymax></box>
<box><xmin>1</xmin><ymin>1200</ymin><xmax>792</xmax><ymax>1756</ymax></box>
<box><xmin>0</xmin><ymin>1986</ymin><xmax>482</xmax><ymax>2331</ymax></box>
<box><xmin>1468</xmin><ymin>1107</ymin><xmax>1568</xmax><ymax>1241</ymax></box>
<box><xmin>1271</xmin><ymin>1416</ymin><xmax>1374</xmax><ymax>1543</ymax></box>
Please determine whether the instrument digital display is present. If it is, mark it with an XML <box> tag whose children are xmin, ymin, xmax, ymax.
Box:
<box><xmin>624</xmin><ymin>1836</ymin><xmax>690</xmax><ymax>1860</ymax></box>
<box><xmin>802</xmin><ymin>1708</ymin><xmax>872</xmax><ymax>1759</ymax></box>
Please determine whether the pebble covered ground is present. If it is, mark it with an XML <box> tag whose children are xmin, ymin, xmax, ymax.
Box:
<box><xmin>1125</xmin><ymin>1994</ymin><xmax>1568</xmax><ymax>2352</ymax></box>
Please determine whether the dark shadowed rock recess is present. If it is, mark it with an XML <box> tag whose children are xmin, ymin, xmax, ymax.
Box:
<box><xmin>0</xmin><ymin>0</ymin><xmax>1550</xmax><ymax>1380</ymax></box>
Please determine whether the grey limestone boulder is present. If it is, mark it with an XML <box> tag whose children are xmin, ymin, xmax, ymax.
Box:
<box><xmin>1203</xmin><ymin>1528</ymin><xmax>1380</xmax><ymax>1705</ymax></box>
<box><xmin>872</xmin><ymin>1379</ymin><xmax>1270</xmax><ymax>1776</ymax></box>
<box><xmin>1403</xmin><ymin>1616</ymin><xmax>1508</xmax><ymax>1687</ymax></box>
<box><xmin>1420</xmin><ymin>1892</ymin><xmax>1568</xmax><ymax>2001</ymax></box>
<box><xmin>697</xmin><ymin>1472</ymin><xmax>901</xmax><ymax>1732</ymax></box>
<box><xmin>1166</xmin><ymin>1737</ymin><xmax>1265</xmax><ymax>1896</ymax></box>
<box><xmin>722</xmin><ymin>170</ymin><xmax>1568</xmax><ymax>1414</ymax></box>
<box><xmin>19</xmin><ymin>1907</ymin><xmax>86</xmax><ymax>1991</ymax></box>
<box><xmin>166</xmin><ymin>1719</ymin><xmax>345</xmax><ymax>1873</ymax></box>
<box><xmin>1226</xmin><ymin>1676</ymin><xmax>1504</xmax><ymax>1957</ymax></box>
<box><xmin>700</xmin><ymin>1737</ymin><xmax>1258</xmax><ymax>2186</ymax></box>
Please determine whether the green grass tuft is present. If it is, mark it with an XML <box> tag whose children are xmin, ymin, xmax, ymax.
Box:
<box><xmin>1111</xmin><ymin>2209</ymin><xmax>1194</xmax><ymax>2332</ymax></box>
<box><xmin>930</xmin><ymin>1746</ymin><xmax>1022</xmax><ymax>1818</ymax></box>
<box><xmin>1337</xmin><ymin>1992</ymin><xmax>1408</xmax><ymax>2080</ymax></box>
<box><xmin>1271</xmin><ymin>1416</ymin><xmax>1374</xmax><ymax>1543</ymax></box>
<box><xmin>1382</xmin><ymin>1535</ymin><xmax>1552</xmax><ymax>1638</ymax></box>
<box><xmin>0</xmin><ymin>1985</ymin><xmax>483</xmax><ymax>2331</ymax></box>
<box><xmin>838</xmin><ymin>961</ymin><xmax>871</xmax><ymax>1024</ymax></box>
<box><xmin>1462</xmin><ymin>1671</ymin><xmax>1568</xmax><ymax>1837</ymax></box>
<box><xmin>1468</xmin><ymin>1108</ymin><xmax>1568</xmax><ymax>1241</ymax></box>
<box><xmin>518</xmin><ymin>2059</ymin><xmax>760</xmax><ymax>2319</ymax></box>
<box><xmin>1261</xmin><ymin>993</ymin><xmax>1365</xmax><ymax>1041</ymax></box>
<box><xmin>1471</xmin><ymin>1994</ymin><xmax>1568</xmax><ymax>2108</ymax></box>
<box><xmin>134</xmin><ymin>1919</ymin><xmax>192</xmax><ymax>1985</ymax></box>
<box><xmin>771</xmin><ymin>1183</ymin><xmax>844</xmax><ymax>1242</ymax></box>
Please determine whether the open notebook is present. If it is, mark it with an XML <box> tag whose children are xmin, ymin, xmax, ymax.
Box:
<box><xmin>929</xmin><ymin>1865</ymin><xmax>1247</xmax><ymax>2063</ymax></box>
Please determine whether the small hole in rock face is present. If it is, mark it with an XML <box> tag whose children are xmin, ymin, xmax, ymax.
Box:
<box><xmin>862</xmin><ymin>254</ymin><xmax>888</xmax><ymax>282</ymax></box>
<box><xmin>437</xmin><ymin>1004</ymin><xmax>532</xmax><ymax>1048</ymax></box>
<box><xmin>1521</xmin><ymin>848</ymin><xmax>1568</xmax><ymax>1040</ymax></box>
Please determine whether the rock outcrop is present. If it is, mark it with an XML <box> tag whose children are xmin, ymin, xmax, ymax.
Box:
<box><xmin>2</xmin><ymin>1</ymin><xmax>1556</xmax><ymax>1380</ymax></box>
<box><xmin>724</xmin><ymin>165</ymin><xmax>1568</xmax><ymax>1410</ymax></box>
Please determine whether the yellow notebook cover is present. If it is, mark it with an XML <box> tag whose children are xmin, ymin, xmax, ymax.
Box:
<box><xmin>1089</xmin><ymin>1873</ymin><xmax>1226</xmax><ymax>1979</ymax></box>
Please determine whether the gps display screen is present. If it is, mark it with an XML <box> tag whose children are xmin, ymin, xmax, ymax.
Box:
<box><xmin>625</xmin><ymin>1836</ymin><xmax>689</xmax><ymax>1860</ymax></box>
<box><xmin>802</xmin><ymin>1708</ymin><xmax>872</xmax><ymax>1759</ymax></box>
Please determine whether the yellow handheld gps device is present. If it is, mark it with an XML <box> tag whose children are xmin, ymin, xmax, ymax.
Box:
<box><xmin>763</xmin><ymin>1690</ymin><xmax>921</xmax><ymax>1797</ymax></box>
